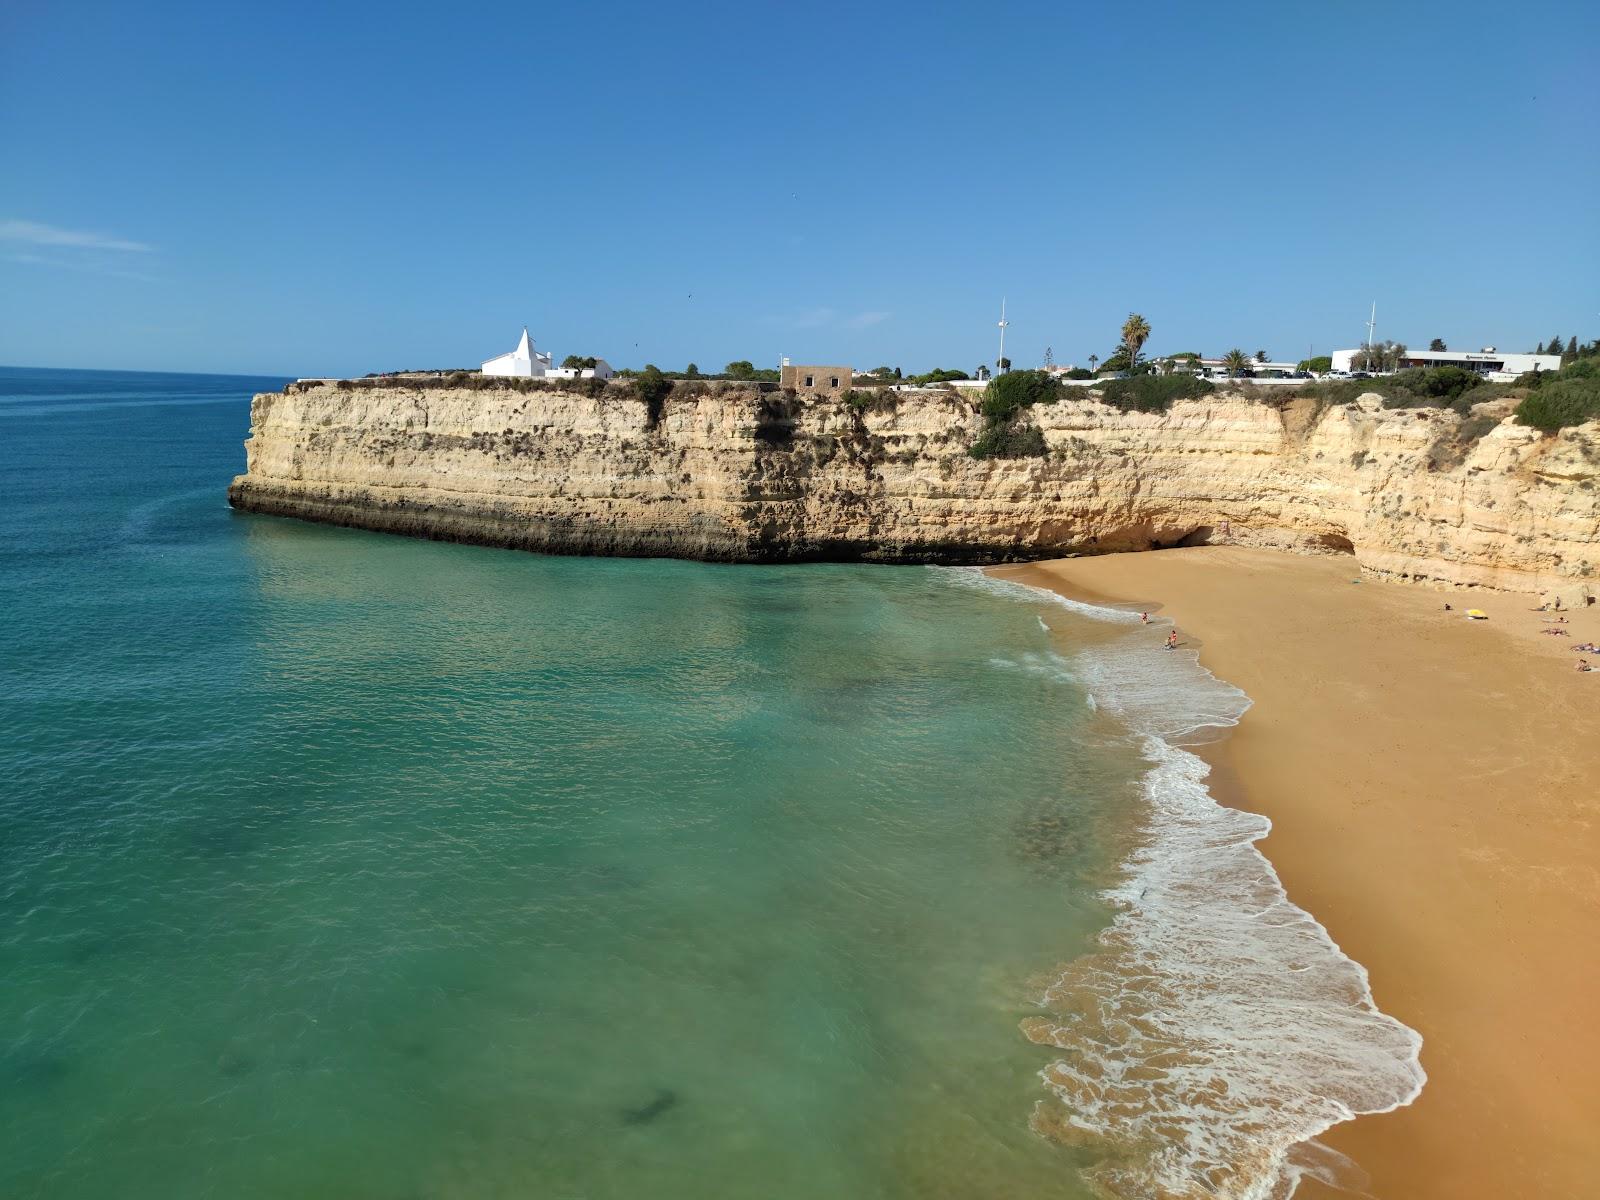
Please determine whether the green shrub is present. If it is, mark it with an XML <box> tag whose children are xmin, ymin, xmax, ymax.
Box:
<box><xmin>1065</xmin><ymin>367</ymin><xmax>1093</xmax><ymax>380</ymax></box>
<box><xmin>1386</xmin><ymin>366</ymin><xmax>1485</xmax><ymax>402</ymax></box>
<box><xmin>970</xmin><ymin>421</ymin><xmax>1048</xmax><ymax>459</ymax></box>
<box><xmin>634</xmin><ymin>365</ymin><xmax>672</xmax><ymax>425</ymax></box>
<box><xmin>1097</xmin><ymin>373</ymin><xmax>1214</xmax><ymax>413</ymax></box>
<box><xmin>1299</xmin><ymin>355</ymin><xmax>1333</xmax><ymax>374</ymax></box>
<box><xmin>981</xmin><ymin>370</ymin><xmax>1059</xmax><ymax>421</ymax></box>
<box><xmin>1516</xmin><ymin>377</ymin><xmax>1600</xmax><ymax>433</ymax></box>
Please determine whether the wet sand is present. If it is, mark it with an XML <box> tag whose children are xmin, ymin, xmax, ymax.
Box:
<box><xmin>990</xmin><ymin>547</ymin><xmax>1600</xmax><ymax>1200</ymax></box>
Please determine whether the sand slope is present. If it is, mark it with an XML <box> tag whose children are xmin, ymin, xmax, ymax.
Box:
<box><xmin>994</xmin><ymin>547</ymin><xmax>1600</xmax><ymax>1200</ymax></box>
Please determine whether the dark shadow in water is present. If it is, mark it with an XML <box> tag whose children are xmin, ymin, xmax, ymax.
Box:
<box><xmin>59</xmin><ymin>928</ymin><xmax>142</xmax><ymax>966</ymax></box>
<box><xmin>619</xmin><ymin>1087</ymin><xmax>678</xmax><ymax>1126</ymax></box>
<box><xmin>3</xmin><ymin>1049</ymin><xmax>74</xmax><ymax>1092</ymax></box>
<box><xmin>216</xmin><ymin>1049</ymin><xmax>257</xmax><ymax>1078</ymax></box>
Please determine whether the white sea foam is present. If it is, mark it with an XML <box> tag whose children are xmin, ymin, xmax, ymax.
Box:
<box><xmin>942</xmin><ymin>567</ymin><xmax>1426</xmax><ymax>1200</ymax></box>
<box><xmin>988</xmin><ymin>650</ymin><xmax>1078</xmax><ymax>686</ymax></box>
<box><xmin>934</xmin><ymin>566</ymin><xmax>1148</xmax><ymax>625</ymax></box>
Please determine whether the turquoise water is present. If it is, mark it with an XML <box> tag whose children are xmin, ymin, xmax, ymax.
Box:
<box><xmin>1</xmin><ymin>368</ymin><xmax>1150</xmax><ymax>1198</ymax></box>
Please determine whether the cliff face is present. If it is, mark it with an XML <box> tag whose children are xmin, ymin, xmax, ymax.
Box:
<box><xmin>228</xmin><ymin>382</ymin><xmax>1600</xmax><ymax>593</ymax></box>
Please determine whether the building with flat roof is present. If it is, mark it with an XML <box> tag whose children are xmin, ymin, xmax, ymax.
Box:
<box><xmin>1331</xmin><ymin>346</ymin><xmax>1560</xmax><ymax>381</ymax></box>
<box><xmin>780</xmin><ymin>364</ymin><xmax>853</xmax><ymax>395</ymax></box>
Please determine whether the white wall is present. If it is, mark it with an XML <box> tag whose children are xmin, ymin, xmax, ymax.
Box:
<box><xmin>482</xmin><ymin>351</ymin><xmax>535</xmax><ymax>377</ymax></box>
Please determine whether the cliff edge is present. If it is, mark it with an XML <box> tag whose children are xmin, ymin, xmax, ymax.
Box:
<box><xmin>227</xmin><ymin>380</ymin><xmax>1600</xmax><ymax>593</ymax></box>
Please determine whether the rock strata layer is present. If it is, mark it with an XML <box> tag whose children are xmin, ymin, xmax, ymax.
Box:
<box><xmin>228</xmin><ymin>382</ymin><xmax>1600</xmax><ymax>593</ymax></box>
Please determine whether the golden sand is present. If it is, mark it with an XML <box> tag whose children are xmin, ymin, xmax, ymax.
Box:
<box><xmin>991</xmin><ymin>547</ymin><xmax>1600</xmax><ymax>1200</ymax></box>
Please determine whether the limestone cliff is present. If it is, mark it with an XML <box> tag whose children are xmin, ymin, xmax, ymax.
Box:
<box><xmin>227</xmin><ymin>380</ymin><xmax>1600</xmax><ymax>593</ymax></box>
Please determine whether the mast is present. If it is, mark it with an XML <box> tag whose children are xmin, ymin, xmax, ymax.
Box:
<box><xmin>997</xmin><ymin>298</ymin><xmax>1009</xmax><ymax>373</ymax></box>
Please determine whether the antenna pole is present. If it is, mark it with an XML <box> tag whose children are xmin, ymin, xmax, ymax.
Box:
<box><xmin>997</xmin><ymin>298</ymin><xmax>1009</xmax><ymax>374</ymax></box>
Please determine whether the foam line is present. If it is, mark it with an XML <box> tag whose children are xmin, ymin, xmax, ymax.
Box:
<box><xmin>943</xmin><ymin>567</ymin><xmax>1426</xmax><ymax>1200</ymax></box>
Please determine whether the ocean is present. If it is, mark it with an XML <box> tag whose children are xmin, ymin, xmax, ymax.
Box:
<box><xmin>0</xmin><ymin>367</ymin><xmax>1421</xmax><ymax>1199</ymax></box>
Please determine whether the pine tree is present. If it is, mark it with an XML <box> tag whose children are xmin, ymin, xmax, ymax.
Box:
<box><xmin>1547</xmin><ymin>334</ymin><xmax>1563</xmax><ymax>358</ymax></box>
<box><xmin>1565</xmin><ymin>336</ymin><xmax>1578</xmax><ymax>361</ymax></box>
<box><xmin>1534</xmin><ymin>341</ymin><xmax>1546</xmax><ymax>354</ymax></box>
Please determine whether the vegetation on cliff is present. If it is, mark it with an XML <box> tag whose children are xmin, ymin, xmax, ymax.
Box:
<box><xmin>970</xmin><ymin>371</ymin><xmax>1054</xmax><ymax>459</ymax></box>
<box><xmin>1514</xmin><ymin>360</ymin><xmax>1600</xmax><ymax>433</ymax></box>
<box><xmin>1097</xmin><ymin>373</ymin><xmax>1215</xmax><ymax>412</ymax></box>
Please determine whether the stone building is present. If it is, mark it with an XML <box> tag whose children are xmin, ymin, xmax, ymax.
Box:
<box><xmin>779</xmin><ymin>364</ymin><xmax>853</xmax><ymax>395</ymax></box>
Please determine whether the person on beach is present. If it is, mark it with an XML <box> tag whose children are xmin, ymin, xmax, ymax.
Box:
<box><xmin>1577</xmin><ymin>660</ymin><xmax>1594</xmax><ymax>673</ymax></box>
<box><xmin>1141</xmin><ymin>612</ymin><xmax>1149</xmax><ymax>624</ymax></box>
<box><xmin>1165</xmin><ymin>630</ymin><xmax>1178</xmax><ymax>651</ymax></box>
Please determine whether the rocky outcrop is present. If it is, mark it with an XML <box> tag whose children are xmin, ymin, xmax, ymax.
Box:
<box><xmin>227</xmin><ymin>381</ymin><xmax>1600</xmax><ymax>592</ymax></box>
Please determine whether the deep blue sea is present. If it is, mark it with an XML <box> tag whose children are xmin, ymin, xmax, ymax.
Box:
<box><xmin>0</xmin><ymin>367</ymin><xmax>1423</xmax><ymax>1200</ymax></box>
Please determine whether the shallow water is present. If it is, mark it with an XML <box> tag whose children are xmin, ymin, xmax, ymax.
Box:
<box><xmin>0</xmin><ymin>368</ymin><xmax>1144</xmax><ymax>1198</ymax></box>
<box><xmin>0</xmin><ymin>367</ymin><xmax>1422</xmax><ymax>1200</ymax></box>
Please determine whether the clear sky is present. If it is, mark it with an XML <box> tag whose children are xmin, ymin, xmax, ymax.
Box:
<box><xmin>2</xmin><ymin>0</ymin><xmax>1595</xmax><ymax>377</ymax></box>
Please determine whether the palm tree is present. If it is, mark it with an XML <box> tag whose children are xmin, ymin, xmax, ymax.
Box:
<box><xmin>1120</xmin><ymin>313</ymin><xmax>1151</xmax><ymax>370</ymax></box>
<box><xmin>1255</xmin><ymin>349</ymin><xmax>1268</xmax><ymax>363</ymax></box>
<box><xmin>1088</xmin><ymin>353</ymin><xmax>1099</xmax><ymax>374</ymax></box>
<box><xmin>1222</xmin><ymin>349</ymin><xmax>1249</xmax><ymax>379</ymax></box>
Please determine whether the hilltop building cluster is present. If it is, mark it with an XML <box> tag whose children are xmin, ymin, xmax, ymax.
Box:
<box><xmin>476</xmin><ymin>320</ymin><xmax>1573</xmax><ymax>394</ymax></box>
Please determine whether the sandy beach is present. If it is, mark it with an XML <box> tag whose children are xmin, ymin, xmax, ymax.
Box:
<box><xmin>991</xmin><ymin>547</ymin><xmax>1600</xmax><ymax>1200</ymax></box>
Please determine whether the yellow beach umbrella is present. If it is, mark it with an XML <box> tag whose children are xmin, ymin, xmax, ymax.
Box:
<box><xmin>1466</xmin><ymin>609</ymin><xmax>1488</xmax><ymax>620</ymax></box>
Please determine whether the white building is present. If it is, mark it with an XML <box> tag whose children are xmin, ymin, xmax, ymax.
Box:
<box><xmin>546</xmin><ymin>358</ymin><xmax>614</xmax><ymax>381</ymax></box>
<box><xmin>1195</xmin><ymin>358</ymin><xmax>1302</xmax><ymax>380</ymax></box>
<box><xmin>482</xmin><ymin>328</ymin><xmax>553</xmax><ymax>378</ymax></box>
<box><xmin>1330</xmin><ymin>346</ymin><xmax>1560</xmax><ymax>381</ymax></box>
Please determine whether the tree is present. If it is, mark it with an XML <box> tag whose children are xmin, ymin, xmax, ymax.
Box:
<box><xmin>634</xmin><ymin>365</ymin><xmax>672</xmax><ymax>422</ymax></box>
<box><xmin>1222</xmin><ymin>349</ymin><xmax>1250</xmax><ymax>379</ymax></box>
<box><xmin>1565</xmin><ymin>336</ymin><xmax>1579</xmax><ymax>362</ymax></box>
<box><xmin>1352</xmin><ymin>340</ymin><xmax>1405</xmax><ymax>372</ymax></box>
<box><xmin>724</xmin><ymin>360</ymin><xmax>756</xmax><ymax>380</ymax></box>
<box><xmin>1255</xmin><ymin>349</ymin><xmax>1268</xmax><ymax>363</ymax></box>
<box><xmin>1299</xmin><ymin>355</ymin><xmax>1333</xmax><ymax>374</ymax></box>
<box><xmin>996</xmin><ymin>356</ymin><xmax>1011</xmax><ymax>371</ymax></box>
<box><xmin>907</xmin><ymin>367</ymin><xmax>970</xmax><ymax>385</ymax></box>
<box><xmin>1120</xmin><ymin>313</ymin><xmax>1151</xmax><ymax>369</ymax></box>
<box><xmin>1547</xmin><ymin>334</ymin><xmax>1563</xmax><ymax>359</ymax></box>
<box><xmin>685</xmin><ymin>363</ymin><xmax>700</xmax><ymax>378</ymax></box>
<box><xmin>1088</xmin><ymin>354</ymin><xmax>1099</xmax><ymax>374</ymax></box>
<box><xmin>1534</xmin><ymin>341</ymin><xmax>1546</xmax><ymax>354</ymax></box>
<box><xmin>561</xmin><ymin>354</ymin><xmax>598</xmax><ymax>369</ymax></box>
<box><xmin>1429</xmin><ymin>338</ymin><xmax>1447</xmax><ymax>352</ymax></box>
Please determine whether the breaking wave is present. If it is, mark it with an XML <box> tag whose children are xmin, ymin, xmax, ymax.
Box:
<box><xmin>939</xmin><ymin>567</ymin><xmax>1426</xmax><ymax>1200</ymax></box>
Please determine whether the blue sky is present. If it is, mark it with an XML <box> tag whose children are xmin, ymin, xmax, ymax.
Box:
<box><xmin>2</xmin><ymin>0</ymin><xmax>1595</xmax><ymax>377</ymax></box>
